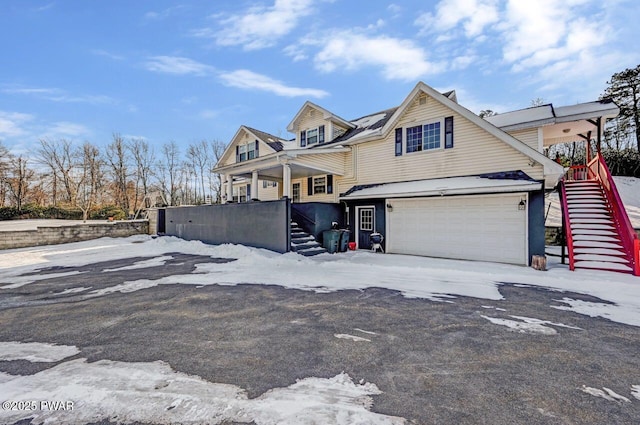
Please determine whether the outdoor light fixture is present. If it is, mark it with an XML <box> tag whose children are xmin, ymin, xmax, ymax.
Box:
<box><xmin>518</xmin><ymin>199</ymin><xmax>526</xmax><ymax>210</ymax></box>
<box><xmin>386</xmin><ymin>203</ymin><xmax>393</xmax><ymax>212</ymax></box>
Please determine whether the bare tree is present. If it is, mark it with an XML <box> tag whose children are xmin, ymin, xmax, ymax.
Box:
<box><xmin>5</xmin><ymin>155</ymin><xmax>34</xmax><ymax>211</ymax></box>
<box><xmin>129</xmin><ymin>138</ymin><xmax>156</xmax><ymax>212</ymax></box>
<box><xmin>0</xmin><ymin>141</ymin><xmax>10</xmax><ymax>206</ymax></box>
<box><xmin>210</xmin><ymin>139</ymin><xmax>226</xmax><ymax>203</ymax></box>
<box><xmin>106</xmin><ymin>134</ymin><xmax>130</xmax><ymax>213</ymax></box>
<box><xmin>75</xmin><ymin>142</ymin><xmax>103</xmax><ymax>222</ymax></box>
<box><xmin>158</xmin><ymin>141</ymin><xmax>181</xmax><ymax>206</ymax></box>
<box><xmin>37</xmin><ymin>139</ymin><xmax>75</xmax><ymax>205</ymax></box>
<box><xmin>187</xmin><ymin>140</ymin><xmax>211</xmax><ymax>204</ymax></box>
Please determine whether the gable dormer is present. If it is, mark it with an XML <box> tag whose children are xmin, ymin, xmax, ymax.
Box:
<box><xmin>218</xmin><ymin>126</ymin><xmax>286</xmax><ymax>167</ymax></box>
<box><xmin>287</xmin><ymin>101</ymin><xmax>355</xmax><ymax>148</ymax></box>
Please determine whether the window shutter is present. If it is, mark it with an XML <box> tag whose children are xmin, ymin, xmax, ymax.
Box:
<box><xmin>319</xmin><ymin>125</ymin><xmax>325</xmax><ymax>144</ymax></box>
<box><xmin>236</xmin><ymin>145</ymin><xmax>240</xmax><ymax>162</ymax></box>
<box><xmin>395</xmin><ymin>128</ymin><xmax>403</xmax><ymax>156</ymax></box>
<box><xmin>300</xmin><ymin>131</ymin><xmax>307</xmax><ymax>147</ymax></box>
<box><xmin>445</xmin><ymin>116</ymin><xmax>454</xmax><ymax>149</ymax></box>
<box><xmin>255</xmin><ymin>139</ymin><xmax>259</xmax><ymax>157</ymax></box>
<box><xmin>307</xmin><ymin>177</ymin><xmax>313</xmax><ymax>196</ymax></box>
<box><xmin>326</xmin><ymin>174</ymin><xmax>333</xmax><ymax>194</ymax></box>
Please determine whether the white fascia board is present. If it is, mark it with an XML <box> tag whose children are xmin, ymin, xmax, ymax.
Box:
<box><xmin>340</xmin><ymin>182</ymin><xmax>542</xmax><ymax>201</ymax></box>
<box><xmin>213</xmin><ymin>147</ymin><xmax>350</xmax><ymax>174</ymax></box>
<box><xmin>286</xmin><ymin>101</ymin><xmax>355</xmax><ymax>132</ymax></box>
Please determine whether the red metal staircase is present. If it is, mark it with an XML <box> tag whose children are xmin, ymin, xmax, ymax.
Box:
<box><xmin>560</xmin><ymin>154</ymin><xmax>639</xmax><ymax>275</ymax></box>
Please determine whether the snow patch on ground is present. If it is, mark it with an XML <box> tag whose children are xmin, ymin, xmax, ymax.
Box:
<box><xmin>102</xmin><ymin>255</ymin><xmax>173</xmax><ymax>272</ymax></box>
<box><xmin>580</xmin><ymin>386</ymin><xmax>631</xmax><ymax>403</ymax></box>
<box><xmin>0</xmin><ymin>342</ymin><xmax>80</xmax><ymax>363</ymax></box>
<box><xmin>353</xmin><ymin>328</ymin><xmax>377</xmax><ymax>335</ymax></box>
<box><xmin>481</xmin><ymin>315</ymin><xmax>559</xmax><ymax>335</ymax></box>
<box><xmin>55</xmin><ymin>287</ymin><xmax>91</xmax><ymax>295</ymax></box>
<box><xmin>632</xmin><ymin>385</ymin><xmax>640</xmax><ymax>401</ymax></box>
<box><xmin>0</xmin><ymin>271</ymin><xmax>83</xmax><ymax>290</ymax></box>
<box><xmin>334</xmin><ymin>334</ymin><xmax>371</xmax><ymax>342</ymax></box>
<box><xmin>552</xmin><ymin>298</ymin><xmax>626</xmax><ymax>323</ymax></box>
<box><xmin>481</xmin><ymin>315</ymin><xmax>580</xmax><ymax>335</ymax></box>
<box><xmin>0</xmin><ymin>344</ymin><xmax>404</xmax><ymax>425</ymax></box>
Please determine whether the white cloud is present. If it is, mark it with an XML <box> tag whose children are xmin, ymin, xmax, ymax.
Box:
<box><xmin>201</xmin><ymin>0</ymin><xmax>316</xmax><ymax>50</ymax></box>
<box><xmin>144</xmin><ymin>56</ymin><xmax>215</xmax><ymax>76</ymax></box>
<box><xmin>219</xmin><ymin>70</ymin><xmax>329</xmax><ymax>98</ymax></box>
<box><xmin>91</xmin><ymin>49</ymin><xmax>124</xmax><ymax>61</ymax></box>
<box><xmin>3</xmin><ymin>86</ymin><xmax>116</xmax><ymax>105</ymax></box>
<box><xmin>0</xmin><ymin>111</ymin><xmax>33</xmax><ymax>138</ymax></box>
<box><xmin>306</xmin><ymin>31</ymin><xmax>445</xmax><ymax>81</ymax></box>
<box><xmin>415</xmin><ymin>0</ymin><xmax>500</xmax><ymax>38</ymax></box>
<box><xmin>499</xmin><ymin>0</ymin><xmax>597</xmax><ymax>67</ymax></box>
<box><xmin>42</xmin><ymin>122</ymin><xmax>91</xmax><ymax>139</ymax></box>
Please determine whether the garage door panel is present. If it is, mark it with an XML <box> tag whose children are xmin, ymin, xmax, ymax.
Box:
<box><xmin>387</xmin><ymin>194</ymin><xmax>527</xmax><ymax>264</ymax></box>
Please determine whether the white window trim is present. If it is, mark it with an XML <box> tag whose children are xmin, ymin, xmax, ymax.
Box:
<box><xmin>238</xmin><ymin>141</ymin><xmax>257</xmax><ymax>162</ymax></box>
<box><xmin>312</xmin><ymin>176</ymin><xmax>326</xmax><ymax>195</ymax></box>
<box><xmin>406</xmin><ymin>118</ymin><xmax>444</xmax><ymax>154</ymax></box>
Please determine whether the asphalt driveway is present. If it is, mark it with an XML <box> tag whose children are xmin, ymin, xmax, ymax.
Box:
<box><xmin>0</xmin><ymin>253</ymin><xmax>639</xmax><ymax>424</ymax></box>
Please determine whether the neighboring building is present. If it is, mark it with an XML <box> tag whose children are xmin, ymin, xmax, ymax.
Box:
<box><xmin>213</xmin><ymin>81</ymin><xmax>618</xmax><ymax>265</ymax></box>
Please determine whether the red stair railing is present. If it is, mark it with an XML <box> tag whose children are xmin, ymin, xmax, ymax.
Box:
<box><xmin>559</xmin><ymin>179</ymin><xmax>576</xmax><ymax>271</ymax></box>
<box><xmin>587</xmin><ymin>153</ymin><xmax>639</xmax><ymax>276</ymax></box>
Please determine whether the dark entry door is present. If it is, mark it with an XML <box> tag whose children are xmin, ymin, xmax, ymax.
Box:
<box><xmin>157</xmin><ymin>209</ymin><xmax>166</xmax><ymax>234</ymax></box>
<box><xmin>357</xmin><ymin>206</ymin><xmax>375</xmax><ymax>249</ymax></box>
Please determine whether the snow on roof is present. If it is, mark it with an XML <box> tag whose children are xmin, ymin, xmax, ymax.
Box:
<box><xmin>351</xmin><ymin>112</ymin><xmax>388</xmax><ymax>128</ymax></box>
<box><xmin>341</xmin><ymin>175</ymin><xmax>542</xmax><ymax>200</ymax></box>
<box><xmin>485</xmin><ymin>100</ymin><xmax>619</xmax><ymax>131</ymax></box>
<box><xmin>484</xmin><ymin>105</ymin><xmax>555</xmax><ymax>129</ymax></box>
<box><xmin>554</xmin><ymin>100</ymin><xmax>619</xmax><ymax>122</ymax></box>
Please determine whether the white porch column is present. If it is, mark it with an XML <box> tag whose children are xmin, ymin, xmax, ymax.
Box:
<box><xmin>221</xmin><ymin>174</ymin><xmax>227</xmax><ymax>204</ymax></box>
<box><xmin>226</xmin><ymin>175</ymin><xmax>234</xmax><ymax>203</ymax></box>
<box><xmin>251</xmin><ymin>170</ymin><xmax>259</xmax><ymax>200</ymax></box>
<box><xmin>282</xmin><ymin>163</ymin><xmax>291</xmax><ymax>198</ymax></box>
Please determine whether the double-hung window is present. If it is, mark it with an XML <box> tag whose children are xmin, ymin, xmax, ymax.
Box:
<box><xmin>300</xmin><ymin>125</ymin><xmax>325</xmax><ymax>147</ymax></box>
<box><xmin>306</xmin><ymin>174</ymin><xmax>334</xmax><ymax>196</ymax></box>
<box><xmin>237</xmin><ymin>141</ymin><xmax>257</xmax><ymax>162</ymax></box>
<box><xmin>406</xmin><ymin>120</ymin><xmax>442</xmax><ymax>153</ymax></box>
<box><xmin>313</xmin><ymin>176</ymin><xmax>326</xmax><ymax>194</ymax></box>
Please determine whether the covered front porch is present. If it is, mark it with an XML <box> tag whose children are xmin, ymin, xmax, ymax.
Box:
<box><xmin>213</xmin><ymin>149</ymin><xmax>348</xmax><ymax>203</ymax></box>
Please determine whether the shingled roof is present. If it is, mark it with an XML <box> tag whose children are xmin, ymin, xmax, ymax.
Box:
<box><xmin>244</xmin><ymin>126</ymin><xmax>286</xmax><ymax>152</ymax></box>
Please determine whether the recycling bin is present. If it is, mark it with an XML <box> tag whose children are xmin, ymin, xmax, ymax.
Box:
<box><xmin>322</xmin><ymin>229</ymin><xmax>341</xmax><ymax>254</ymax></box>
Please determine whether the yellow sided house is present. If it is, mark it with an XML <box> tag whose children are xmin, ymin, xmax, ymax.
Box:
<box><xmin>207</xmin><ymin>81</ymin><xmax>626</xmax><ymax>268</ymax></box>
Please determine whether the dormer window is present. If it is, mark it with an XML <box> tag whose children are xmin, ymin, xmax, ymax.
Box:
<box><xmin>236</xmin><ymin>141</ymin><xmax>258</xmax><ymax>162</ymax></box>
<box><xmin>300</xmin><ymin>125</ymin><xmax>325</xmax><ymax>147</ymax></box>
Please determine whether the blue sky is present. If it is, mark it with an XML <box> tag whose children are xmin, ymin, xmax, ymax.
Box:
<box><xmin>1</xmin><ymin>0</ymin><xmax>639</xmax><ymax>155</ymax></box>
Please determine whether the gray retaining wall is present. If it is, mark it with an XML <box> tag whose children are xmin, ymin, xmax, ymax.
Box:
<box><xmin>163</xmin><ymin>199</ymin><xmax>290</xmax><ymax>253</ymax></box>
<box><xmin>0</xmin><ymin>221</ymin><xmax>149</xmax><ymax>250</ymax></box>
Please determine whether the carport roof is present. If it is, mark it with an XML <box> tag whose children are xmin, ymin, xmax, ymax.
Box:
<box><xmin>340</xmin><ymin>173</ymin><xmax>542</xmax><ymax>200</ymax></box>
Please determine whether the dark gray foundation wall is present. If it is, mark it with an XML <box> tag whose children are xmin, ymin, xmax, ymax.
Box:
<box><xmin>163</xmin><ymin>199</ymin><xmax>290</xmax><ymax>253</ymax></box>
<box><xmin>291</xmin><ymin>202</ymin><xmax>343</xmax><ymax>242</ymax></box>
<box><xmin>528</xmin><ymin>188</ymin><xmax>546</xmax><ymax>263</ymax></box>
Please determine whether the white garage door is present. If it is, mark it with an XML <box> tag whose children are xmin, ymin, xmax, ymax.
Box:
<box><xmin>387</xmin><ymin>194</ymin><xmax>527</xmax><ymax>265</ymax></box>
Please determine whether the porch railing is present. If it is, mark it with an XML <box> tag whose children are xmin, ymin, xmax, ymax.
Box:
<box><xmin>559</xmin><ymin>179</ymin><xmax>575</xmax><ymax>270</ymax></box>
<box><xmin>587</xmin><ymin>154</ymin><xmax>639</xmax><ymax>275</ymax></box>
<box><xmin>565</xmin><ymin>165</ymin><xmax>590</xmax><ymax>181</ymax></box>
